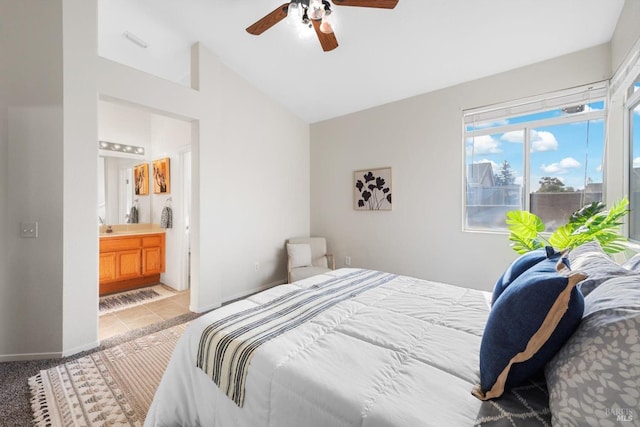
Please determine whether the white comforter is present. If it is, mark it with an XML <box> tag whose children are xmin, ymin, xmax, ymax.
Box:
<box><xmin>145</xmin><ymin>268</ymin><xmax>491</xmax><ymax>427</ymax></box>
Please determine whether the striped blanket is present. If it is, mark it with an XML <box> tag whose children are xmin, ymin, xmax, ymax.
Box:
<box><xmin>196</xmin><ymin>269</ymin><xmax>397</xmax><ymax>406</ymax></box>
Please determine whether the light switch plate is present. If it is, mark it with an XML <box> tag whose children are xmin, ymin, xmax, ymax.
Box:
<box><xmin>20</xmin><ymin>222</ymin><xmax>38</xmax><ymax>238</ymax></box>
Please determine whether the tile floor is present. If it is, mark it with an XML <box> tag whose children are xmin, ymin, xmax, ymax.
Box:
<box><xmin>99</xmin><ymin>286</ymin><xmax>191</xmax><ymax>340</ymax></box>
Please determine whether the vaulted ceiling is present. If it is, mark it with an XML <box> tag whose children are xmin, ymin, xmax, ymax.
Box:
<box><xmin>98</xmin><ymin>0</ymin><xmax>625</xmax><ymax>123</ymax></box>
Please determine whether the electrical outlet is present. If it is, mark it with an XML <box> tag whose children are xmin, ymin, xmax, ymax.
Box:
<box><xmin>254</xmin><ymin>262</ymin><xmax>260</xmax><ymax>271</ymax></box>
<box><xmin>345</xmin><ymin>256</ymin><xmax>351</xmax><ymax>266</ymax></box>
<box><xmin>20</xmin><ymin>222</ymin><xmax>38</xmax><ymax>238</ymax></box>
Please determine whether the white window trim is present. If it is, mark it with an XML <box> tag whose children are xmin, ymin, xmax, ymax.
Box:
<box><xmin>610</xmin><ymin>34</ymin><xmax>640</xmax><ymax>98</ymax></box>
<box><xmin>465</xmin><ymin>110</ymin><xmax>607</xmax><ymax>139</ymax></box>
<box><xmin>464</xmin><ymin>83</ymin><xmax>608</xmax><ymax>126</ymax></box>
<box><xmin>624</xmin><ymin>86</ymin><xmax>640</xmax><ymax>243</ymax></box>
<box><xmin>616</xmin><ymin>35</ymin><xmax>640</xmax><ymax>243</ymax></box>
<box><xmin>463</xmin><ymin>82</ymin><xmax>608</xmax><ymax>233</ymax></box>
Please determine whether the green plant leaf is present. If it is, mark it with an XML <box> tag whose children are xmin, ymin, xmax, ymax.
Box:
<box><xmin>506</xmin><ymin>210</ymin><xmax>545</xmax><ymax>253</ymax></box>
<box><xmin>504</xmin><ymin>198</ymin><xmax>629</xmax><ymax>255</ymax></box>
<box><xmin>563</xmin><ymin>198</ymin><xmax>629</xmax><ymax>253</ymax></box>
<box><xmin>508</xmin><ymin>234</ymin><xmax>543</xmax><ymax>254</ymax></box>
<box><xmin>548</xmin><ymin>224</ymin><xmax>574</xmax><ymax>250</ymax></box>
<box><xmin>568</xmin><ymin>201</ymin><xmax>606</xmax><ymax>227</ymax></box>
<box><xmin>506</xmin><ymin>210</ymin><xmax>544</xmax><ymax>239</ymax></box>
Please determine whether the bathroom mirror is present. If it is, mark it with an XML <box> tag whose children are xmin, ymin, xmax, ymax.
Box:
<box><xmin>98</xmin><ymin>155</ymin><xmax>151</xmax><ymax>225</ymax></box>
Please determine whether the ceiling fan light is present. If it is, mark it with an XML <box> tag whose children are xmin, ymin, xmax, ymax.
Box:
<box><xmin>301</xmin><ymin>8</ymin><xmax>310</xmax><ymax>25</ymax></box>
<box><xmin>319</xmin><ymin>16</ymin><xmax>333</xmax><ymax>34</ymax></box>
<box><xmin>308</xmin><ymin>0</ymin><xmax>324</xmax><ymax>20</ymax></box>
<box><xmin>286</xmin><ymin>2</ymin><xmax>301</xmax><ymax>25</ymax></box>
<box><xmin>322</xmin><ymin>0</ymin><xmax>332</xmax><ymax>15</ymax></box>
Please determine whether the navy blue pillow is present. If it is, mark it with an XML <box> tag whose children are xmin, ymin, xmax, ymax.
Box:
<box><xmin>473</xmin><ymin>257</ymin><xmax>585</xmax><ymax>401</ymax></box>
<box><xmin>491</xmin><ymin>247</ymin><xmax>560</xmax><ymax>305</ymax></box>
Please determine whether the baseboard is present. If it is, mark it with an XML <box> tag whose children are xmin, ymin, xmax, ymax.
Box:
<box><xmin>191</xmin><ymin>301</ymin><xmax>221</xmax><ymax>313</ymax></box>
<box><xmin>0</xmin><ymin>351</ymin><xmax>63</xmax><ymax>363</ymax></box>
<box><xmin>62</xmin><ymin>340</ymin><xmax>100</xmax><ymax>358</ymax></box>
<box><xmin>190</xmin><ymin>279</ymin><xmax>287</xmax><ymax>314</ymax></box>
<box><xmin>222</xmin><ymin>279</ymin><xmax>287</xmax><ymax>305</ymax></box>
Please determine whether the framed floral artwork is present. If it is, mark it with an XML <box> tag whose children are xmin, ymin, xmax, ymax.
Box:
<box><xmin>134</xmin><ymin>163</ymin><xmax>149</xmax><ymax>196</ymax></box>
<box><xmin>153</xmin><ymin>157</ymin><xmax>170</xmax><ymax>194</ymax></box>
<box><xmin>354</xmin><ymin>167</ymin><xmax>392</xmax><ymax>210</ymax></box>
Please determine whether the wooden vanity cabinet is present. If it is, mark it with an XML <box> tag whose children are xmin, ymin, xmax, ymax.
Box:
<box><xmin>99</xmin><ymin>232</ymin><xmax>165</xmax><ymax>295</ymax></box>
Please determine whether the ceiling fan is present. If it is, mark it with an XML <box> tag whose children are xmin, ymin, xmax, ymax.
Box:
<box><xmin>246</xmin><ymin>0</ymin><xmax>398</xmax><ymax>52</ymax></box>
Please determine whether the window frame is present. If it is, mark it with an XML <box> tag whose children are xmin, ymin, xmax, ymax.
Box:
<box><xmin>462</xmin><ymin>82</ymin><xmax>608</xmax><ymax>233</ymax></box>
<box><xmin>625</xmin><ymin>81</ymin><xmax>640</xmax><ymax>243</ymax></box>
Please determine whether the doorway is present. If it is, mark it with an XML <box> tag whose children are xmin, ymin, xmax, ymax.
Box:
<box><xmin>97</xmin><ymin>100</ymin><xmax>194</xmax><ymax>341</ymax></box>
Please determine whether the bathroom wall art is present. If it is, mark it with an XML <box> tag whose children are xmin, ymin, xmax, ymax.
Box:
<box><xmin>134</xmin><ymin>163</ymin><xmax>149</xmax><ymax>196</ymax></box>
<box><xmin>153</xmin><ymin>157</ymin><xmax>171</xmax><ymax>194</ymax></box>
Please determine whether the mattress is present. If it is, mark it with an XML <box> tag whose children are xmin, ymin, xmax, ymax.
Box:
<box><xmin>145</xmin><ymin>268</ymin><xmax>549</xmax><ymax>426</ymax></box>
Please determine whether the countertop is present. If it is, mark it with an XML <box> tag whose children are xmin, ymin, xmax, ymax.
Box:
<box><xmin>99</xmin><ymin>223</ymin><xmax>165</xmax><ymax>238</ymax></box>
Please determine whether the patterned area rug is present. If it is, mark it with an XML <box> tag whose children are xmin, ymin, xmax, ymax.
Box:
<box><xmin>29</xmin><ymin>322</ymin><xmax>188</xmax><ymax>426</ymax></box>
<box><xmin>99</xmin><ymin>285</ymin><xmax>177</xmax><ymax>315</ymax></box>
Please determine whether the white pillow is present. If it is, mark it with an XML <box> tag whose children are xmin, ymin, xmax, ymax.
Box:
<box><xmin>568</xmin><ymin>240</ymin><xmax>630</xmax><ymax>296</ymax></box>
<box><xmin>287</xmin><ymin>243</ymin><xmax>312</xmax><ymax>268</ymax></box>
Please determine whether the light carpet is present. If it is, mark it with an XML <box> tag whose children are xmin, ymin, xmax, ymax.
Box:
<box><xmin>99</xmin><ymin>284</ymin><xmax>177</xmax><ymax>315</ymax></box>
<box><xmin>29</xmin><ymin>322</ymin><xmax>187</xmax><ymax>426</ymax></box>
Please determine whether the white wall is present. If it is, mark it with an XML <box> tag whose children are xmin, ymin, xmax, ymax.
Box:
<box><xmin>189</xmin><ymin>45</ymin><xmax>310</xmax><ymax>305</ymax></box>
<box><xmin>99</xmin><ymin>101</ymin><xmax>153</xmax><ymax>224</ymax></box>
<box><xmin>99</xmin><ymin>100</ymin><xmax>152</xmax><ymax>148</ymax></box>
<box><xmin>2</xmin><ymin>18</ymin><xmax>309</xmax><ymax>358</ymax></box>
<box><xmin>149</xmin><ymin>114</ymin><xmax>191</xmax><ymax>290</ymax></box>
<box><xmin>611</xmin><ymin>0</ymin><xmax>640</xmax><ymax>73</ymax></box>
<box><xmin>310</xmin><ymin>44</ymin><xmax>612</xmax><ymax>292</ymax></box>
<box><xmin>98</xmin><ymin>44</ymin><xmax>310</xmax><ymax>310</ymax></box>
<box><xmin>607</xmin><ymin>0</ymin><xmax>640</xmax><ymax>209</ymax></box>
<box><xmin>0</xmin><ymin>107</ymin><xmax>7</xmax><ymax>349</ymax></box>
<box><xmin>62</xmin><ymin>0</ymin><xmax>99</xmax><ymax>356</ymax></box>
<box><xmin>0</xmin><ymin>0</ymin><xmax>67</xmax><ymax>360</ymax></box>
<box><xmin>6</xmin><ymin>107</ymin><xmax>64</xmax><ymax>356</ymax></box>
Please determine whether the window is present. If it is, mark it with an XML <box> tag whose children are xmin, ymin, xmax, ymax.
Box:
<box><xmin>464</xmin><ymin>84</ymin><xmax>607</xmax><ymax>232</ymax></box>
<box><xmin>627</xmin><ymin>78</ymin><xmax>640</xmax><ymax>240</ymax></box>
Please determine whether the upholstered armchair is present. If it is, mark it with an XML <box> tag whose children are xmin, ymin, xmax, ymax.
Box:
<box><xmin>286</xmin><ymin>237</ymin><xmax>335</xmax><ymax>283</ymax></box>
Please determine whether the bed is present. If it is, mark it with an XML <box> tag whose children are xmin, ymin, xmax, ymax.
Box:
<box><xmin>145</xmin><ymin>247</ymin><xmax>640</xmax><ymax>427</ymax></box>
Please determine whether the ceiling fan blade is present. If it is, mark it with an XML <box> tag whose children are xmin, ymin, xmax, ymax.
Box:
<box><xmin>311</xmin><ymin>19</ymin><xmax>339</xmax><ymax>52</ymax></box>
<box><xmin>331</xmin><ymin>0</ymin><xmax>398</xmax><ymax>9</ymax></box>
<box><xmin>246</xmin><ymin>3</ymin><xmax>289</xmax><ymax>35</ymax></box>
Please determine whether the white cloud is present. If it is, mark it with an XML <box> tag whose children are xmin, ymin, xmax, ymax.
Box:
<box><xmin>541</xmin><ymin>157</ymin><xmax>581</xmax><ymax>174</ymax></box>
<box><xmin>634</xmin><ymin>157</ymin><xmax>640</xmax><ymax>168</ymax></box>
<box><xmin>635</xmin><ymin>104</ymin><xmax>640</xmax><ymax>116</ymax></box>
<box><xmin>559</xmin><ymin>157</ymin><xmax>581</xmax><ymax>168</ymax></box>
<box><xmin>466</xmin><ymin>135</ymin><xmax>501</xmax><ymax>155</ymax></box>
<box><xmin>596</xmin><ymin>164</ymin><xmax>602</xmax><ymax>172</ymax></box>
<box><xmin>501</xmin><ymin>131</ymin><xmax>524</xmax><ymax>143</ymax></box>
<box><xmin>530</xmin><ymin>130</ymin><xmax>558</xmax><ymax>152</ymax></box>
<box><xmin>499</xmin><ymin>130</ymin><xmax>558</xmax><ymax>152</ymax></box>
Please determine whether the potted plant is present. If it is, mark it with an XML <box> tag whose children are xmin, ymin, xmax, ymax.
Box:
<box><xmin>506</xmin><ymin>198</ymin><xmax>629</xmax><ymax>254</ymax></box>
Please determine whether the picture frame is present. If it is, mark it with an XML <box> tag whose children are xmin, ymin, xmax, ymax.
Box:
<box><xmin>134</xmin><ymin>163</ymin><xmax>149</xmax><ymax>196</ymax></box>
<box><xmin>354</xmin><ymin>167</ymin><xmax>392</xmax><ymax>211</ymax></box>
<box><xmin>153</xmin><ymin>157</ymin><xmax>171</xmax><ymax>194</ymax></box>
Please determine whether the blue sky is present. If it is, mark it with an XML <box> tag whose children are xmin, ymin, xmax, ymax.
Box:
<box><xmin>466</xmin><ymin>102</ymin><xmax>606</xmax><ymax>191</ymax></box>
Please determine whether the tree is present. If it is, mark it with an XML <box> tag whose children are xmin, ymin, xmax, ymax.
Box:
<box><xmin>538</xmin><ymin>176</ymin><xmax>568</xmax><ymax>192</ymax></box>
<box><xmin>494</xmin><ymin>160</ymin><xmax>516</xmax><ymax>186</ymax></box>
